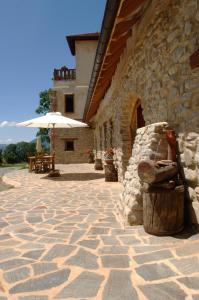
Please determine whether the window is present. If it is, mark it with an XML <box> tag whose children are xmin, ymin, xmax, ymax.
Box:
<box><xmin>65</xmin><ymin>141</ymin><xmax>74</xmax><ymax>151</ymax></box>
<box><xmin>65</xmin><ymin>94</ymin><xmax>74</xmax><ymax>112</ymax></box>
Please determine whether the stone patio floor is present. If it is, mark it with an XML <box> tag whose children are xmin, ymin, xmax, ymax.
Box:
<box><xmin>0</xmin><ymin>163</ymin><xmax>198</xmax><ymax>300</ymax></box>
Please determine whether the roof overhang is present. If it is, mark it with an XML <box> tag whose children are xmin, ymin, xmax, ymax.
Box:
<box><xmin>84</xmin><ymin>0</ymin><xmax>149</xmax><ymax>122</ymax></box>
<box><xmin>66</xmin><ymin>33</ymin><xmax>99</xmax><ymax>56</ymax></box>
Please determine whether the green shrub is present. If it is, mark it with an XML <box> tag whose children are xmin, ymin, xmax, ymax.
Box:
<box><xmin>0</xmin><ymin>149</ymin><xmax>2</xmax><ymax>165</ymax></box>
<box><xmin>3</xmin><ymin>144</ymin><xmax>19</xmax><ymax>164</ymax></box>
<box><xmin>3</xmin><ymin>142</ymin><xmax>37</xmax><ymax>164</ymax></box>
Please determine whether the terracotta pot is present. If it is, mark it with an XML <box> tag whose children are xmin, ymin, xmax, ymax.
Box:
<box><xmin>88</xmin><ymin>154</ymin><xmax>94</xmax><ymax>163</ymax></box>
<box><xmin>105</xmin><ymin>159</ymin><xmax>114</xmax><ymax>165</ymax></box>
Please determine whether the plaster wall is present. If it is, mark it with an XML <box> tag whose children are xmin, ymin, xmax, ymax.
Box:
<box><xmin>75</xmin><ymin>40</ymin><xmax>98</xmax><ymax>86</ymax></box>
<box><xmin>50</xmin><ymin>39</ymin><xmax>98</xmax><ymax>164</ymax></box>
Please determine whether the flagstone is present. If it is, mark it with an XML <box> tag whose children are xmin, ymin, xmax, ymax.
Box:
<box><xmin>170</xmin><ymin>256</ymin><xmax>199</xmax><ymax>275</ymax></box>
<box><xmin>88</xmin><ymin>227</ymin><xmax>110</xmax><ymax>235</ymax></box>
<box><xmin>0</xmin><ymin>258</ymin><xmax>34</xmax><ymax>271</ymax></box>
<box><xmin>56</xmin><ymin>271</ymin><xmax>104</xmax><ymax>298</ymax></box>
<box><xmin>101</xmin><ymin>235</ymin><xmax>120</xmax><ymax>245</ymax></box>
<box><xmin>98</xmin><ymin>246</ymin><xmax>129</xmax><ymax>255</ymax></box>
<box><xmin>101</xmin><ymin>255</ymin><xmax>130</xmax><ymax>268</ymax></box>
<box><xmin>136</xmin><ymin>263</ymin><xmax>177</xmax><ymax>281</ymax></box>
<box><xmin>78</xmin><ymin>239</ymin><xmax>100</xmax><ymax>249</ymax></box>
<box><xmin>139</xmin><ymin>282</ymin><xmax>187</xmax><ymax>300</ymax></box>
<box><xmin>102</xmin><ymin>270</ymin><xmax>138</xmax><ymax>300</ymax></box>
<box><xmin>65</xmin><ymin>248</ymin><xmax>99</xmax><ymax>269</ymax></box>
<box><xmin>42</xmin><ymin>244</ymin><xmax>76</xmax><ymax>261</ymax></box>
<box><xmin>178</xmin><ymin>276</ymin><xmax>199</xmax><ymax>290</ymax></box>
<box><xmin>133</xmin><ymin>249</ymin><xmax>173</xmax><ymax>264</ymax></box>
<box><xmin>0</xmin><ymin>249</ymin><xmax>21</xmax><ymax>261</ymax></box>
<box><xmin>0</xmin><ymin>165</ymin><xmax>198</xmax><ymax>299</ymax></box>
<box><xmin>9</xmin><ymin>269</ymin><xmax>70</xmax><ymax>294</ymax></box>
<box><xmin>175</xmin><ymin>243</ymin><xmax>199</xmax><ymax>257</ymax></box>
<box><xmin>3</xmin><ymin>266</ymin><xmax>30</xmax><ymax>283</ymax></box>
<box><xmin>69</xmin><ymin>229</ymin><xmax>86</xmax><ymax>244</ymax></box>
<box><xmin>23</xmin><ymin>249</ymin><xmax>45</xmax><ymax>260</ymax></box>
<box><xmin>32</xmin><ymin>262</ymin><xmax>58</xmax><ymax>275</ymax></box>
<box><xmin>19</xmin><ymin>296</ymin><xmax>48</xmax><ymax>300</ymax></box>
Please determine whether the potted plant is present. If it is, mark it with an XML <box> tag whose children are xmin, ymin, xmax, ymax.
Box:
<box><xmin>104</xmin><ymin>147</ymin><xmax>114</xmax><ymax>164</ymax></box>
<box><xmin>85</xmin><ymin>149</ymin><xmax>94</xmax><ymax>163</ymax></box>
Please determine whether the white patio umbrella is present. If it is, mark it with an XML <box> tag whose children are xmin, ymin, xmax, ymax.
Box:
<box><xmin>36</xmin><ymin>135</ymin><xmax>43</xmax><ymax>154</ymax></box>
<box><xmin>17</xmin><ymin>112</ymin><xmax>88</xmax><ymax>171</ymax></box>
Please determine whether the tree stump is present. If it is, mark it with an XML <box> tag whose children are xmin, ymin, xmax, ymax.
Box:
<box><xmin>105</xmin><ymin>164</ymin><xmax>118</xmax><ymax>182</ymax></box>
<box><xmin>143</xmin><ymin>185</ymin><xmax>184</xmax><ymax>236</ymax></box>
<box><xmin>94</xmin><ymin>159</ymin><xmax>103</xmax><ymax>170</ymax></box>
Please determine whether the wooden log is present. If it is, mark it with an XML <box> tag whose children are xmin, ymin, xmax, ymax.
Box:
<box><xmin>142</xmin><ymin>180</ymin><xmax>176</xmax><ymax>191</ymax></box>
<box><xmin>143</xmin><ymin>185</ymin><xmax>184</xmax><ymax>236</ymax></box>
<box><xmin>138</xmin><ymin>160</ymin><xmax>178</xmax><ymax>184</ymax></box>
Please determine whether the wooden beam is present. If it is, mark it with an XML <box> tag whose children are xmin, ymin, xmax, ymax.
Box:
<box><xmin>60</xmin><ymin>137</ymin><xmax>78</xmax><ymax>141</ymax></box>
<box><xmin>111</xmin><ymin>29</ymin><xmax>131</xmax><ymax>42</ymax></box>
<box><xmin>120</xmin><ymin>0</ymin><xmax>147</xmax><ymax>18</ymax></box>
<box><xmin>103</xmin><ymin>50</ymin><xmax>123</xmax><ymax>69</ymax></box>
<box><xmin>113</xmin><ymin>16</ymin><xmax>139</xmax><ymax>37</ymax></box>
<box><xmin>190</xmin><ymin>48</ymin><xmax>199</xmax><ymax>69</ymax></box>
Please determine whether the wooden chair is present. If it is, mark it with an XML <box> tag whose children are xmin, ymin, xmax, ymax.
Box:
<box><xmin>42</xmin><ymin>155</ymin><xmax>51</xmax><ymax>172</ymax></box>
<box><xmin>34</xmin><ymin>155</ymin><xmax>43</xmax><ymax>173</ymax></box>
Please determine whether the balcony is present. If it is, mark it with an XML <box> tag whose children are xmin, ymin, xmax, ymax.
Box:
<box><xmin>53</xmin><ymin>66</ymin><xmax>76</xmax><ymax>81</ymax></box>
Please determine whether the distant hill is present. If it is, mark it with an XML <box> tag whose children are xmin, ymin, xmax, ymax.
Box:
<box><xmin>0</xmin><ymin>144</ymin><xmax>7</xmax><ymax>150</ymax></box>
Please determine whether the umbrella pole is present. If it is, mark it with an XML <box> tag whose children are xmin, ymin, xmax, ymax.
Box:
<box><xmin>51</xmin><ymin>124</ymin><xmax>55</xmax><ymax>171</ymax></box>
<box><xmin>48</xmin><ymin>124</ymin><xmax>60</xmax><ymax>177</ymax></box>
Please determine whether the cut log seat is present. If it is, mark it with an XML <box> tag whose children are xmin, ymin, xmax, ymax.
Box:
<box><xmin>138</xmin><ymin>160</ymin><xmax>178</xmax><ymax>184</ymax></box>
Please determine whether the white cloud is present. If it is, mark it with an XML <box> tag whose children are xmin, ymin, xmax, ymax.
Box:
<box><xmin>0</xmin><ymin>138</ymin><xmax>14</xmax><ymax>144</ymax></box>
<box><xmin>0</xmin><ymin>121</ymin><xmax>17</xmax><ymax>127</ymax></box>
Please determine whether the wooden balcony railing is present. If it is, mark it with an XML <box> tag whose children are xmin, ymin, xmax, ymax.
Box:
<box><xmin>53</xmin><ymin>67</ymin><xmax>76</xmax><ymax>80</ymax></box>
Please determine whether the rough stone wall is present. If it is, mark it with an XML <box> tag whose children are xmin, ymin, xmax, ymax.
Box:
<box><xmin>117</xmin><ymin>122</ymin><xmax>169</xmax><ymax>225</ymax></box>
<box><xmin>54</xmin><ymin>127</ymin><xmax>94</xmax><ymax>164</ymax></box>
<box><xmin>92</xmin><ymin>0</ymin><xmax>199</xmax><ymax>224</ymax></box>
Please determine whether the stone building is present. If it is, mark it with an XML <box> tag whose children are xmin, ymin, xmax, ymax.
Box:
<box><xmin>83</xmin><ymin>0</ymin><xmax>199</xmax><ymax>226</ymax></box>
<box><xmin>49</xmin><ymin>33</ymin><xmax>99</xmax><ymax>163</ymax></box>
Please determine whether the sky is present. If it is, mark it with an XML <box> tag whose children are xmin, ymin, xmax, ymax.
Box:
<box><xmin>0</xmin><ymin>0</ymin><xmax>106</xmax><ymax>144</ymax></box>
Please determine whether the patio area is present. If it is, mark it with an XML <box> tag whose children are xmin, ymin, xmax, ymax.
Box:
<box><xmin>0</xmin><ymin>164</ymin><xmax>198</xmax><ymax>299</ymax></box>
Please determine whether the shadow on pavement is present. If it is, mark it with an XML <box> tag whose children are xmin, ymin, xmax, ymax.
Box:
<box><xmin>42</xmin><ymin>172</ymin><xmax>105</xmax><ymax>181</ymax></box>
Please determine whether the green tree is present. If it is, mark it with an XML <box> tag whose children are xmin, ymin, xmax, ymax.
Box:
<box><xmin>3</xmin><ymin>144</ymin><xmax>19</xmax><ymax>164</ymax></box>
<box><xmin>35</xmin><ymin>90</ymin><xmax>50</xmax><ymax>115</ymax></box>
<box><xmin>35</xmin><ymin>90</ymin><xmax>50</xmax><ymax>144</ymax></box>
<box><xmin>15</xmin><ymin>141</ymin><xmax>37</xmax><ymax>162</ymax></box>
<box><xmin>27</xmin><ymin>142</ymin><xmax>37</xmax><ymax>157</ymax></box>
<box><xmin>0</xmin><ymin>149</ymin><xmax>3</xmax><ymax>165</ymax></box>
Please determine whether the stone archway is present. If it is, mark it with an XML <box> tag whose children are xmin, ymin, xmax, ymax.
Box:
<box><xmin>130</xmin><ymin>100</ymin><xmax>145</xmax><ymax>149</ymax></box>
<box><xmin>120</xmin><ymin>95</ymin><xmax>145</xmax><ymax>179</ymax></box>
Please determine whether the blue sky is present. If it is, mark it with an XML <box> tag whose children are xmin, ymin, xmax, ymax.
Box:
<box><xmin>0</xmin><ymin>0</ymin><xmax>106</xmax><ymax>144</ymax></box>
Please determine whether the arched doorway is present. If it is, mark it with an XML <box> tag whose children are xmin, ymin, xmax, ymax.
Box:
<box><xmin>130</xmin><ymin>101</ymin><xmax>145</xmax><ymax>149</ymax></box>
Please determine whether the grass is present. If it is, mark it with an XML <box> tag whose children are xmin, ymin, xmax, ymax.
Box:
<box><xmin>0</xmin><ymin>162</ymin><xmax>28</xmax><ymax>169</ymax></box>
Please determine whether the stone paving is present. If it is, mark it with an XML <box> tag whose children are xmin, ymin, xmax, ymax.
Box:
<box><xmin>0</xmin><ymin>164</ymin><xmax>198</xmax><ymax>299</ymax></box>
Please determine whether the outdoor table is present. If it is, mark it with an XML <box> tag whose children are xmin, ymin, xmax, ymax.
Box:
<box><xmin>28</xmin><ymin>155</ymin><xmax>54</xmax><ymax>172</ymax></box>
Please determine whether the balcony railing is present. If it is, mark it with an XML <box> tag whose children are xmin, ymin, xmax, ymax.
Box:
<box><xmin>53</xmin><ymin>67</ymin><xmax>76</xmax><ymax>81</ymax></box>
